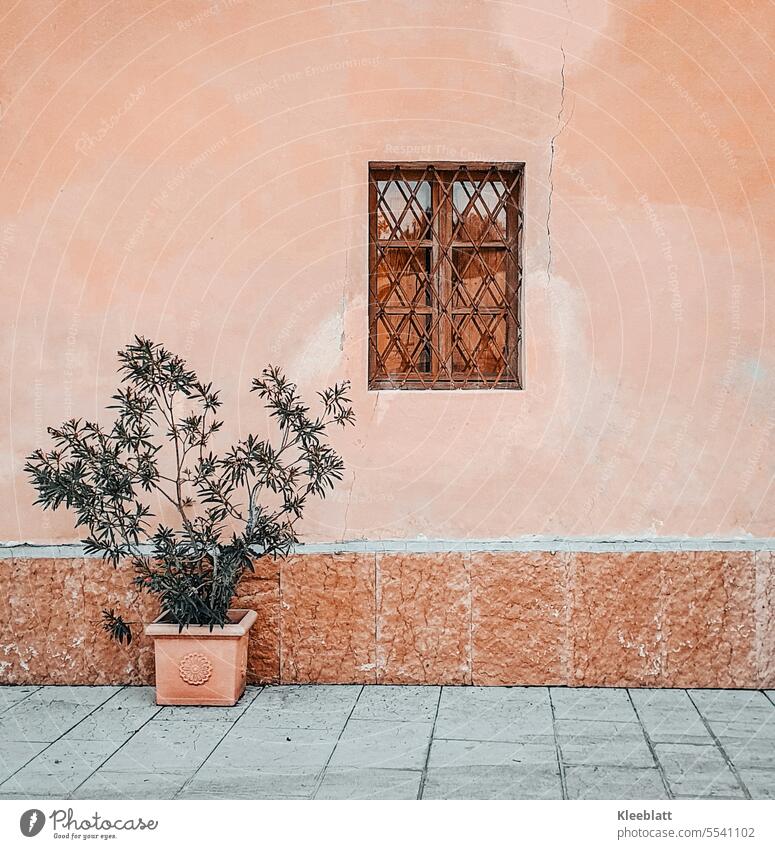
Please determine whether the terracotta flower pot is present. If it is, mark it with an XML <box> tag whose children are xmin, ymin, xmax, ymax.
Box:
<box><xmin>144</xmin><ymin>609</ymin><xmax>257</xmax><ymax>706</ymax></box>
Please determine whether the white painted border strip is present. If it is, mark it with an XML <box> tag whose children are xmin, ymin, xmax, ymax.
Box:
<box><xmin>1</xmin><ymin>537</ymin><xmax>775</xmax><ymax>558</ymax></box>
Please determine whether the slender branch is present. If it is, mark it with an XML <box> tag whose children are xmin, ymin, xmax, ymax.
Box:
<box><xmin>156</xmin><ymin>388</ymin><xmax>191</xmax><ymax>529</ymax></box>
<box><xmin>25</xmin><ymin>337</ymin><xmax>355</xmax><ymax>643</ymax></box>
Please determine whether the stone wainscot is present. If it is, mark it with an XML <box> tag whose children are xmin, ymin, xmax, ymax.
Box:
<box><xmin>1</xmin><ymin>541</ymin><xmax>773</xmax><ymax>689</ymax></box>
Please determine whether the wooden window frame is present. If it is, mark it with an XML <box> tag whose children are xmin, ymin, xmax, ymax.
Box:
<box><xmin>368</xmin><ymin>161</ymin><xmax>524</xmax><ymax>391</ymax></box>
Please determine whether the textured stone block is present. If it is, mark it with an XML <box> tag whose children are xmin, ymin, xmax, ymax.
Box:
<box><xmin>1</xmin><ymin>558</ymin><xmax>155</xmax><ymax>685</ymax></box>
<box><xmin>280</xmin><ymin>554</ymin><xmax>376</xmax><ymax>683</ymax></box>
<box><xmin>570</xmin><ymin>552</ymin><xmax>663</xmax><ymax>686</ymax></box>
<box><xmin>2</xmin><ymin>549</ymin><xmax>772</xmax><ymax>689</ymax></box>
<box><xmin>1</xmin><ymin>556</ymin><xmax>278</xmax><ymax>688</ymax></box>
<box><xmin>234</xmin><ymin>558</ymin><xmax>280</xmax><ymax>684</ymax></box>
<box><xmin>663</xmin><ymin>552</ymin><xmax>757</xmax><ymax>688</ymax></box>
<box><xmin>755</xmin><ymin>551</ymin><xmax>775</xmax><ymax>687</ymax></box>
<box><xmin>376</xmin><ymin>553</ymin><xmax>470</xmax><ymax>684</ymax></box>
<box><xmin>76</xmin><ymin>561</ymin><xmax>156</xmax><ymax>684</ymax></box>
<box><xmin>471</xmin><ymin>552</ymin><xmax>568</xmax><ymax>685</ymax></box>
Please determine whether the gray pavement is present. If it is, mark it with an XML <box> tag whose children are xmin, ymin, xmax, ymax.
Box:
<box><xmin>1</xmin><ymin>685</ymin><xmax>773</xmax><ymax>800</ymax></box>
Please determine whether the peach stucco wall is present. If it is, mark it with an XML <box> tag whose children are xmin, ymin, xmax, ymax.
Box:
<box><xmin>1</xmin><ymin>0</ymin><xmax>773</xmax><ymax>545</ymax></box>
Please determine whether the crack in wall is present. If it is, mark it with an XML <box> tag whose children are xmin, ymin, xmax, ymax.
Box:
<box><xmin>341</xmin><ymin>469</ymin><xmax>356</xmax><ymax>542</ymax></box>
<box><xmin>338</xmin><ymin>393</ymin><xmax>378</xmax><ymax>543</ymax></box>
<box><xmin>546</xmin><ymin>44</ymin><xmax>569</xmax><ymax>285</ymax></box>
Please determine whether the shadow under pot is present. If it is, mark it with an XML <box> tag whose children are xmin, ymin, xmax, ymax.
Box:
<box><xmin>144</xmin><ymin>609</ymin><xmax>257</xmax><ymax>706</ymax></box>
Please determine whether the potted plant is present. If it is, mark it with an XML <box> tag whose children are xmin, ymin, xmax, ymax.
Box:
<box><xmin>25</xmin><ymin>337</ymin><xmax>355</xmax><ymax>705</ymax></box>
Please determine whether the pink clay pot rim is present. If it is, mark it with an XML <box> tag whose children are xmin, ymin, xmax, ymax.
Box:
<box><xmin>144</xmin><ymin>608</ymin><xmax>257</xmax><ymax>638</ymax></box>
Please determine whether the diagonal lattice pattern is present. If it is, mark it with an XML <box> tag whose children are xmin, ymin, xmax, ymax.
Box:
<box><xmin>369</xmin><ymin>163</ymin><xmax>523</xmax><ymax>389</ymax></box>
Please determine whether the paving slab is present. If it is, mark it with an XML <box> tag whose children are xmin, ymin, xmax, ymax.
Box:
<box><xmin>238</xmin><ymin>685</ymin><xmax>360</xmax><ymax>732</ymax></box>
<box><xmin>207</xmin><ymin>726</ymin><xmax>340</xmax><ymax>770</ymax></box>
<box><xmin>628</xmin><ymin>689</ymin><xmax>692</xmax><ymax>710</ymax></box>
<box><xmin>0</xmin><ymin>741</ymin><xmax>49</xmax><ymax>784</ymax></box>
<box><xmin>0</xmin><ymin>738</ymin><xmax>118</xmax><ymax>796</ymax></box>
<box><xmin>31</xmin><ymin>686</ymin><xmax>121</xmax><ymax>706</ymax></box>
<box><xmin>109</xmin><ymin>686</ymin><xmax>158</xmax><ymax>708</ymax></box>
<box><xmin>734</xmin><ymin>768</ymin><xmax>775</xmax><ymax>800</ymax></box>
<box><xmin>555</xmin><ymin>719</ymin><xmax>655</xmax><ymax>767</ymax></box>
<box><xmin>240</xmin><ymin>701</ymin><xmax>354</xmax><ymax>732</ymax></box>
<box><xmin>551</xmin><ymin>688</ymin><xmax>638</xmax><ymax>723</ymax></box>
<box><xmin>703</xmin><ymin>713</ymin><xmax>775</xmax><ymax>741</ymax></box>
<box><xmin>349</xmin><ymin>686</ymin><xmax>439</xmax><ymax>722</ymax></box>
<box><xmin>72</xmin><ymin>771</ymin><xmax>190</xmax><ymax>800</ymax></box>
<box><xmin>0</xmin><ymin>687</ymin><xmax>39</xmax><ymax>713</ymax></box>
<box><xmin>689</xmin><ymin>689</ymin><xmax>773</xmax><ymax>718</ymax></box>
<box><xmin>630</xmin><ymin>690</ymin><xmax>712</xmax><ymax>743</ymax></box>
<box><xmin>240</xmin><ymin>704</ymin><xmax>353</xmax><ymax>733</ymax></box>
<box><xmin>435</xmin><ymin>686</ymin><xmax>553</xmax><ymax>740</ymax></box>
<box><xmin>316</xmin><ymin>767</ymin><xmax>422</xmax><ymax>799</ymax></box>
<box><xmin>712</xmin><ymin>737</ymin><xmax>775</xmax><ymax>770</ymax></box>
<box><xmin>65</xmin><ymin>688</ymin><xmax>161</xmax><ymax>742</ymax></box>
<box><xmin>329</xmin><ymin>719</ymin><xmax>433</xmax><ymax>769</ymax></box>
<box><xmin>429</xmin><ymin>737</ymin><xmax>556</xmax><ymax>768</ymax></box>
<box><xmin>98</xmin><ymin>719</ymin><xmax>228</xmax><ymax>773</ymax></box>
<box><xmin>699</xmin><ymin>706</ymin><xmax>775</xmax><ymax>770</ymax></box>
<box><xmin>253</xmin><ymin>685</ymin><xmax>362</xmax><ymax>709</ymax></box>
<box><xmin>565</xmin><ymin>765</ymin><xmax>668</xmax><ymax>800</ymax></box>
<box><xmin>635</xmin><ymin>710</ymin><xmax>712</xmax><ymax>744</ymax></box>
<box><xmin>441</xmin><ymin>686</ymin><xmax>550</xmax><ymax>707</ymax></box>
<box><xmin>180</xmin><ymin>766</ymin><xmax>320</xmax><ymax>799</ymax></box>
<box><xmin>0</xmin><ymin>689</ymin><xmax>118</xmax><ymax>742</ymax></box>
<box><xmin>655</xmin><ymin>742</ymin><xmax>745</xmax><ymax>798</ymax></box>
<box><xmin>156</xmin><ymin>686</ymin><xmax>261</xmax><ymax>722</ymax></box>
<box><xmin>1</xmin><ymin>684</ymin><xmax>773</xmax><ymax>800</ymax></box>
<box><xmin>422</xmin><ymin>765</ymin><xmax>561</xmax><ymax>799</ymax></box>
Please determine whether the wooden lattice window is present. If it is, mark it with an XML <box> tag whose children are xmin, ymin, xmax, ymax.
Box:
<box><xmin>368</xmin><ymin>162</ymin><xmax>523</xmax><ymax>390</ymax></box>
